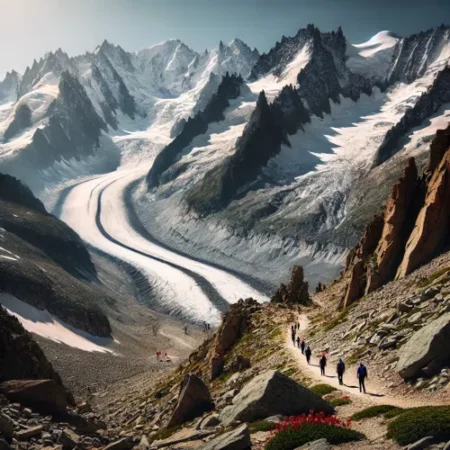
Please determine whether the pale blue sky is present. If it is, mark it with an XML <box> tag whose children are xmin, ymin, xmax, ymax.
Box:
<box><xmin>1</xmin><ymin>0</ymin><xmax>450</xmax><ymax>78</ymax></box>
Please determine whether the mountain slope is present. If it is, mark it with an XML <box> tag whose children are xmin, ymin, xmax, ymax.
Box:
<box><xmin>0</xmin><ymin>173</ymin><xmax>112</xmax><ymax>337</ymax></box>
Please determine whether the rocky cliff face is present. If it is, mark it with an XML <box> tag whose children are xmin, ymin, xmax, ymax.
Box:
<box><xmin>0</xmin><ymin>173</ymin><xmax>112</xmax><ymax>337</ymax></box>
<box><xmin>0</xmin><ymin>306</ymin><xmax>64</xmax><ymax>386</ymax></box>
<box><xmin>20</xmin><ymin>71</ymin><xmax>107</xmax><ymax>171</ymax></box>
<box><xmin>387</xmin><ymin>25</ymin><xmax>450</xmax><ymax>85</ymax></box>
<box><xmin>374</xmin><ymin>66</ymin><xmax>450</xmax><ymax>166</ymax></box>
<box><xmin>184</xmin><ymin>25</ymin><xmax>376</xmax><ymax>216</ymax></box>
<box><xmin>147</xmin><ymin>73</ymin><xmax>244</xmax><ymax>189</ymax></box>
<box><xmin>340</xmin><ymin>124</ymin><xmax>450</xmax><ymax>307</ymax></box>
<box><xmin>271</xmin><ymin>265</ymin><xmax>311</xmax><ymax>305</ymax></box>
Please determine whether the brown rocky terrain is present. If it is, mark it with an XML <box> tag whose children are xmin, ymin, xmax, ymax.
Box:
<box><xmin>340</xmin><ymin>123</ymin><xmax>450</xmax><ymax>308</ymax></box>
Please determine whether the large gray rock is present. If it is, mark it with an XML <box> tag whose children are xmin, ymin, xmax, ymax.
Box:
<box><xmin>295</xmin><ymin>439</ymin><xmax>331</xmax><ymax>450</ymax></box>
<box><xmin>0</xmin><ymin>380</ymin><xmax>69</xmax><ymax>413</ymax></box>
<box><xmin>200</xmin><ymin>424</ymin><xmax>250</xmax><ymax>450</ymax></box>
<box><xmin>219</xmin><ymin>370</ymin><xmax>334</xmax><ymax>426</ymax></box>
<box><xmin>167</xmin><ymin>374</ymin><xmax>214</xmax><ymax>428</ymax></box>
<box><xmin>396</xmin><ymin>313</ymin><xmax>450</xmax><ymax>379</ymax></box>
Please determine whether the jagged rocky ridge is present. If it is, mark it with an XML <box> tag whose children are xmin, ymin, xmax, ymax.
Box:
<box><xmin>0</xmin><ymin>173</ymin><xmax>112</xmax><ymax>336</ymax></box>
<box><xmin>147</xmin><ymin>73</ymin><xmax>244</xmax><ymax>189</ymax></box>
<box><xmin>184</xmin><ymin>25</ymin><xmax>378</xmax><ymax>215</ymax></box>
<box><xmin>374</xmin><ymin>66</ymin><xmax>450</xmax><ymax>166</ymax></box>
<box><xmin>341</xmin><ymin>123</ymin><xmax>450</xmax><ymax>308</ymax></box>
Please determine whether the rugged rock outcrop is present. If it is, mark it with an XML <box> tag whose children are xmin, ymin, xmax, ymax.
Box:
<box><xmin>340</xmin><ymin>215</ymin><xmax>383</xmax><ymax>307</ymax></box>
<box><xmin>20</xmin><ymin>71</ymin><xmax>107</xmax><ymax>171</ymax></box>
<box><xmin>208</xmin><ymin>298</ymin><xmax>260</xmax><ymax>380</ymax></box>
<box><xmin>367</xmin><ymin>158</ymin><xmax>421</xmax><ymax>290</ymax></box>
<box><xmin>271</xmin><ymin>265</ymin><xmax>311</xmax><ymax>305</ymax></box>
<box><xmin>396</xmin><ymin>150</ymin><xmax>450</xmax><ymax>279</ymax></box>
<box><xmin>0</xmin><ymin>307</ymin><xmax>66</xmax><ymax>389</ymax></box>
<box><xmin>396</xmin><ymin>313</ymin><xmax>450</xmax><ymax>379</ymax></box>
<box><xmin>186</xmin><ymin>25</ymin><xmax>376</xmax><ymax>216</ymax></box>
<box><xmin>0</xmin><ymin>380</ymin><xmax>70</xmax><ymax>414</ymax></box>
<box><xmin>219</xmin><ymin>370</ymin><xmax>334</xmax><ymax>426</ymax></box>
<box><xmin>166</xmin><ymin>374</ymin><xmax>214</xmax><ymax>428</ymax></box>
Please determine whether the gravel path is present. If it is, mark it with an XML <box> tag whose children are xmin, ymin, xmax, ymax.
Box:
<box><xmin>286</xmin><ymin>316</ymin><xmax>447</xmax><ymax>409</ymax></box>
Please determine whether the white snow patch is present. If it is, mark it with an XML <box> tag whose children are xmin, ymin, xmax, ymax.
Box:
<box><xmin>0</xmin><ymin>293</ymin><xmax>116</xmax><ymax>353</ymax></box>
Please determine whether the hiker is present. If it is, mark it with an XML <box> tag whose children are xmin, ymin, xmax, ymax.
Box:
<box><xmin>305</xmin><ymin>345</ymin><xmax>312</xmax><ymax>364</ymax></box>
<box><xmin>357</xmin><ymin>362</ymin><xmax>368</xmax><ymax>393</ymax></box>
<box><xmin>300</xmin><ymin>339</ymin><xmax>306</xmax><ymax>354</ymax></box>
<box><xmin>184</xmin><ymin>325</ymin><xmax>189</xmax><ymax>335</ymax></box>
<box><xmin>296</xmin><ymin>336</ymin><xmax>300</xmax><ymax>348</ymax></box>
<box><xmin>297</xmin><ymin>321</ymin><xmax>300</xmax><ymax>330</ymax></box>
<box><xmin>337</xmin><ymin>358</ymin><xmax>346</xmax><ymax>385</ymax></box>
<box><xmin>319</xmin><ymin>353</ymin><xmax>327</xmax><ymax>376</ymax></box>
<box><xmin>291</xmin><ymin>327</ymin><xmax>296</xmax><ymax>345</ymax></box>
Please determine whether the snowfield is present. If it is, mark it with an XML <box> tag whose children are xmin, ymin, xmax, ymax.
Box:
<box><xmin>1</xmin><ymin>293</ymin><xmax>116</xmax><ymax>353</ymax></box>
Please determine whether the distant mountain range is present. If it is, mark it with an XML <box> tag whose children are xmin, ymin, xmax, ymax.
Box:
<box><xmin>2</xmin><ymin>24</ymin><xmax>450</xmax><ymax>288</ymax></box>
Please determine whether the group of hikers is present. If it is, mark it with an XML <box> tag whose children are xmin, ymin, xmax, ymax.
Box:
<box><xmin>290</xmin><ymin>322</ymin><xmax>368</xmax><ymax>393</ymax></box>
<box><xmin>155</xmin><ymin>351</ymin><xmax>171</xmax><ymax>363</ymax></box>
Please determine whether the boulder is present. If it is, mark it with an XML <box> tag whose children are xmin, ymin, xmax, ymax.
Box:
<box><xmin>166</xmin><ymin>374</ymin><xmax>214</xmax><ymax>428</ymax></box>
<box><xmin>228</xmin><ymin>355</ymin><xmax>251</xmax><ymax>373</ymax></box>
<box><xmin>0</xmin><ymin>414</ymin><xmax>13</xmax><ymax>441</ymax></box>
<box><xmin>0</xmin><ymin>379</ymin><xmax>69</xmax><ymax>413</ymax></box>
<box><xmin>60</xmin><ymin>429</ymin><xmax>80</xmax><ymax>449</ymax></box>
<box><xmin>15</xmin><ymin>426</ymin><xmax>43</xmax><ymax>441</ymax></box>
<box><xmin>199</xmin><ymin>424</ymin><xmax>250</xmax><ymax>450</ymax></box>
<box><xmin>406</xmin><ymin>436</ymin><xmax>436</xmax><ymax>450</ymax></box>
<box><xmin>103</xmin><ymin>437</ymin><xmax>134</xmax><ymax>450</ymax></box>
<box><xmin>396</xmin><ymin>313</ymin><xmax>450</xmax><ymax>379</ymax></box>
<box><xmin>295</xmin><ymin>439</ymin><xmax>331</xmax><ymax>450</ymax></box>
<box><xmin>219</xmin><ymin>370</ymin><xmax>333</xmax><ymax>426</ymax></box>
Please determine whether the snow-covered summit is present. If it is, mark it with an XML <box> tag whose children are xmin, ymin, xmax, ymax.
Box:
<box><xmin>346</xmin><ymin>30</ymin><xmax>400</xmax><ymax>80</ymax></box>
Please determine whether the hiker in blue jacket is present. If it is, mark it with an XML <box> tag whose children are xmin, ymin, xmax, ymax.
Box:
<box><xmin>357</xmin><ymin>362</ymin><xmax>368</xmax><ymax>393</ymax></box>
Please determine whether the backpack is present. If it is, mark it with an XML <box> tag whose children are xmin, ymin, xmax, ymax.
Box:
<box><xmin>358</xmin><ymin>365</ymin><xmax>367</xmax><ymax>378</ymax></box>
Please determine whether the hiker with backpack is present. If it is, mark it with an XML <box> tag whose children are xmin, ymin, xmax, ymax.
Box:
<box><xmin>336</xmin><ymin>358</ymin><xmax>345</xmax><ymax>385</ymax></box>
<box><xmin>296</xmin><ymin>336</ymin><xmax>301</xmax><ymax>348</ymax></box>
<box><xmin>305</xmin><ymin>345</ymin><xmax>312</xmax><ymax>364</ymax></box>
<box><xmin>319</xmin><ymin>353</ymin><xmax>327</xmax><ymax>376</ymax></box>
<box><xmin>357</xmin><ymin>362</ymin><xmax>368</xmax><ymax>393</ymax></box>
<box><xmin>300</xmin><ymin>339</ymin><xmax>306</xmax><ymax>354</ymax></box>
<box><xmin>291</xmin><ymin>327</ymin><xmax>296</xmax><ymax>345</ymax></box>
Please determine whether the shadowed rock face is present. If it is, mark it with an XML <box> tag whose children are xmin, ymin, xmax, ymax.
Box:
<box><xmin>208</xmin><ymin>298</ymin><xmax>260</xmax><ymax>380</ymax></box>
<box><xmin>368</xmin><ymin>158</ymin><xmax>420</xmax><ymax>291</ymax></box>
<box><xmin>0</xmin><ymin>307</ymin><xmax>69</xmax><ymax>394</ymax></box>
<box><xmin>166</xmin><ymin>374</ymin><xmax>214</xmax><ymax>428</ymax></box>
<box><xmin>147</xmin><ymin>73</ymin><xmax>244</xmax><ymax>189</ymax></box>
<box><xmin>374</xmin><ymin>67</ymin><xmax>450</xmax><ymax>167</ymax></box>
<box><xmin>396</xmin><ymin>150</ymin><xmax>450</xmax><ymax>279</ymax></box>
<box><xmin>3</xmin><ymin>103</ymin><xmax>32</xmax><ymax>143</ymax></box>
<box><xmin>0</xmin><ymin>173</ymin><xmax>112</xmax><ymax>337</ymax></box>
<box><xmin>20</xmin><ymin>71</ymin><xmax>107</xmax><ymax>171</ymax></box>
